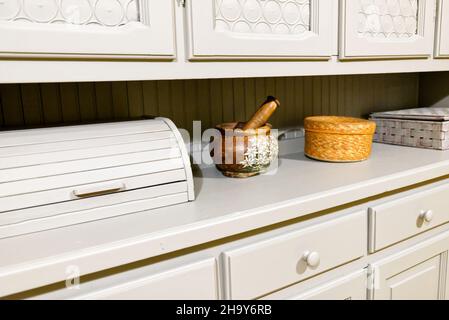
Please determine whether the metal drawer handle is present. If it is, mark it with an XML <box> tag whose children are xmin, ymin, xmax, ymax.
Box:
<box><xmin>302</xmin><ymin>251</ymin><xmax>321</xmax><ymax>268</ymax></box>
<box><xmin>73</xmin><ymin>182</ymin><xmax>126</xmax><ymax>198</ymax></box>
<box><xmin>419</xmin><ymin>210</ymin><xmax>434</xmax><ymax>223</ymax></box>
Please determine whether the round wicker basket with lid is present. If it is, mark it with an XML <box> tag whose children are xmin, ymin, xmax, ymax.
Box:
<box><xmin>304</xmin><ymin>116</ymin><xmax>376</xmax><ymax>162</ymax></box>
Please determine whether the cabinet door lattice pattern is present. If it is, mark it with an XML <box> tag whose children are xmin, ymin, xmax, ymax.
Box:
<box><xmin>0</xmin><ymin>0</ymin><xmax>140</xmax><ymax>27</ymax></box>
<box><xmin>215</xmin><ymin>0</ymin><xmax>311</xmax><ymax>35</ymax></box>
<box><xmin>357</xmin><ymin>0</ymin><xmax>419</xmax><ymax>39</ymax></box>
<box><xmin>372</xmin><ymin>118</ymin><xmax>449</xmax><ymax>150</ymax></box>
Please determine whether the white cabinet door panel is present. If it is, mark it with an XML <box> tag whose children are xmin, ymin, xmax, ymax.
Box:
<box><xmin>371</xmin><ymin>231</ymin><xmax>449</xmax><ymax>300</ymax></box>
<box><xmin>0</xmin><ymin>0</ymin><xmax>175</xmax><ymax>59</ymax></box>
<box><xmin>436</xmin><ymin>0</ymin><xmax>449</xmax><ymax>57</ymax></box>
<box><xmin>261</xmin><ymin>269</ymin><xmax>367</xmax><ymax>300</ymax></box>
<box><xmin>289</xmin><ymin>270</ymin><xmax>367</xmax><ymax>300</ymax></box>
<box><xmin>187</xmin><ymin>0</ymin><xmax>334</xmax><ymax>59</ymax></box>
<box><xmin>386</xmin><ymin>256</ymin><xmax>441</xmax><ymax>300</ymax></box>
<box><xmin>340</xmin><ymin>0</ymin><xmax>436</xmax><ymax>60</ymax></box>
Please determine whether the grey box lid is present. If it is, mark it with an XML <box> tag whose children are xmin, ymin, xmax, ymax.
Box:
<box><xmin>371</xmin><ymin>107</ymin><xmax>449</xmax><ymax>121</ymax></box>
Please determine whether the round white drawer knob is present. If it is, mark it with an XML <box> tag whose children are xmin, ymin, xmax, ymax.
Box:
<box><xmin>302</xmin><ymin>251</ymin><xmax>320</xmax><ymax>268</ymax></box>
<box><xmin>420</xmin><ymin>210</ymin><xmax>434</xmax><ymax>223</ymax></box>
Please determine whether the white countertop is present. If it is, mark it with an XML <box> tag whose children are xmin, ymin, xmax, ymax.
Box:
<box><xmin>2</xmin><ymin>140</ymin><xmax>449</xmax><ymax>296</ymax></box>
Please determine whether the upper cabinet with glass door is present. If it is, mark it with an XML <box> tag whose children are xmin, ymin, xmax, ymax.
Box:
<box><xmin>340</xmin><ymin>0</ymin><xmax>436</xmax><ymax>60</ymax></box>
<box><xmin>0</xmin><ymin>0</ymin><xmax>175</xmax><ymax>59</ymax></box>
<box><xmin>435</xmin><ymin>0</ymin><xmax>449</xmax><ymax>58</ymax></box>
<box><xmin>186</xmin><ymin>0</ymin><xmax>334</xmax><ymax>60</ymax></box>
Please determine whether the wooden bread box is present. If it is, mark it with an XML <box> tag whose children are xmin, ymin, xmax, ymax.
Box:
<box><xmin>0</xmin><ymin>118</ymin><xmax>194</xmax><ymax>239</ymax></box>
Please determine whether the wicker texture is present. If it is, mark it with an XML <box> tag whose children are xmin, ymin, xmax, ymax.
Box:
<box><xmin>371</xmin><ymin>118</ymin><xmax>449</xmax><ymax>150</ymax></box>
<box><xmin>304</xmin><ymin>116</ymin><xmax>376</xmax><ymax>162</ymax></box>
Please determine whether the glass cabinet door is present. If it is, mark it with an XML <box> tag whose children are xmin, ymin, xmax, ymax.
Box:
<box><xmin>0</xmin><ymin>0</ymin><xmax>175</xmax><ymax>59</ymax></box>
<box><xmin>187</xmin><ymin>0</ymin><xmax>334</xmax><ymax>60</ymax></box>
<box><xmin>340</xmin><ymin>0</ymin><xmax>436</xmax><ymax>60</ymax></box>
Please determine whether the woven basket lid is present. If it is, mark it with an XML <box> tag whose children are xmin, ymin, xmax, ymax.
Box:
<box><xmin>304</xmin><ymin>116</ymin><xmax>376</xmax><ymax>135</ymax></box>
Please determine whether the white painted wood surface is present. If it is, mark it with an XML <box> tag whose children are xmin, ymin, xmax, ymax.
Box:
<box><xmin>0</xmin><ymin>191</ymin><xmax>189</xmax><ymax>240</ymax></box>
<box><xmin>187</xmin><ymin>0</ymin><xmax>334</xmax><ymax>59</ymax></box>
<box><xmin>285</xmin><ymin>270</ymin><xmax>367</xmax><ymax>300</ymax></box>
<box><xmin>27</xmin><ymin>255</ymin><xmax>220</xmax><ymax>300</ymax></box>
<box><xmin>2</xmin><ymin>1</ymin><xmax>449</xmax><ymax>82</ymax></box>
<box><xmin>2</xmin><ymin>140</ymin><xmax>449</xmax><ymax>297</ymax></box>
<box><xmin>435</xmin><ymin>0</ymin><xmax>449</xmax><ymax>58</ymax></box>
<box><xmin>61</xmin><ymin>259</ymin><xmax>219</xmax><ymax>300</ymax></box>
<box><xmin>340</xmin><ymin>0</ymin><xmax>436</xmax><ymax>60</ymax></box>
<box><xmin>0</xmin><ymin>118</ymin><xmax>194</xmax><ymax>239</ymax></box>
<box><xmin>370</xmin><ymin>230</ymin><xmax>449</xmax><ymax>300</ymax></box>
<box><xmin>0</xmin><ymin>182</ymin><xmax>187</xmax><ymax>227</ymax></box>
<box><xmin>222</xmin><ymin>211</ymin><xmax>365</xmax><ymax>299</ymax></box>
<box><xmin>0</xmin><ymin>0</ymin><xmax>175</xmax><ymax>59</ymax></box>
<box><xmin>369</xmin><ymin>183</ymin><xmax>449</xmax><ymax>252</ymax></box>
<box><xmin>4</xmin><ymin>56</ymin><xmax>449</xmax><ymax>84</ymax></box>
<box><xmin>384</xmin><ymin>256</ymin><xmax>441</xmax><ymax>299</ymax></box>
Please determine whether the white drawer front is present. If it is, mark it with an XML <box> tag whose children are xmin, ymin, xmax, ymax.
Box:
<box><xmin>369</xmin><ymin>183</ymin><xmax>449</xmax><ymax>252</ymax></box>
<box><xmin>262</xmin><ymin>270</ymin><xmax>367</xmax><ymax>300</ymax></box>
<box><xmin>223</xmin><ymin>212</ymin><xmax>365</xmax><ymax>299</ymax></box>
<box><xmin>291</xmin><ymin>271</ymin><xmax>367</xmax><ymax>300</ymax></box>
<box><xmin>72</xmin><ymin>259</ymin><xmax>219</xmax><ymax>300</ymax></box>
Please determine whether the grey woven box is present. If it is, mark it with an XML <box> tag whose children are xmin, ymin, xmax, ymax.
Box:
<box><xmin>370</xmin><ymin>108</ymin><xmax>449</xmax><ymax>150</ymax></box>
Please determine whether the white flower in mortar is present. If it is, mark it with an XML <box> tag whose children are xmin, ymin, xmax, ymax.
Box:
<box><xmin>240</xmin><ymin>134</ymin><xmax>278</xmax><ymax>170</ymax></box>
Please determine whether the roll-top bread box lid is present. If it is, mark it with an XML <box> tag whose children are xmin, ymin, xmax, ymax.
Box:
<box><xmin>0</xmin><ymin>118</ymin><xmax>194</xmax><ymax>239</ymax></box>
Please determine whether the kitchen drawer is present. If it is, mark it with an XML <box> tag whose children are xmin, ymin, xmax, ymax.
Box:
<box><xmin>30</xmin><ymin>258</ymin><xmax>219</xmax><ymax>300</ymax></box>
<box><xmin>222</xmin><ymin>212</ymin><xmax>365</xmax><ymax>299</ymax></box>
<box><xmin>369</xmin><ymin>183</ymin><xmax>449</xmax><ymax>253</ymax></box>
<box><xmin>290</xmin><ymin>271</ymin><xmax>367</xmax><ymax>300</ymax></box>
<box><xmin>262</xmin><ymin>270</ymin><xmax>367</xmax><ymax>300</ymax></box>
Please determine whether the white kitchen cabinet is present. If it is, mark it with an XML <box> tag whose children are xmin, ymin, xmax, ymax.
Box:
<box><xmin>290</xmin><ymin>271</ymin><xmax>367</xmax><ymax>300</ymax></box>
<box><xmin>370</xmin><ymin>232</ymin><xmax>449</xmax><ymax>300</ymax></box>
<box><xmin>368</xmin><ymin>182</ymin><xmax>449</xmax><ymax>253</ymax></box>
<box><xmin>262</xmin><ymin>270</ymin><xmax>368</xmax><ymax>300</ymax></box>
<box><xmin>75</xmin><ymin>259</ymin><xmax>219</xmax><ymax>300</ymax></box>
<box><xmin>187</xmin><ymin>0</ymin><xmax>334</xmax><ymax>59</ymax></box>
<box><xmin>340</xmin><ymin>0</ymin><xmax>436</xmax><ymax>60</ymax></box>
<box><xmin>377</xmin><ymin>256</ymin><xmax>441</xmax><ymax>300</ymax></box>
<box><xmin>223</xmin><ymin>211</ymin><xmax>365</xmax><ymax>299</ymax></box>
<box><xmin>29</xmin><ymin>258</ymin><xmax>219</xmax><ymax>300</ymax></box>
<box><xmin>0</xmin><ymin>0</ymin><xmax>175</xmax><ymax>59</ymax></box>
<box><xmin>435</xmin><ymin>0</ymin><xmax>449</xmax><ymax>57</ymax></box>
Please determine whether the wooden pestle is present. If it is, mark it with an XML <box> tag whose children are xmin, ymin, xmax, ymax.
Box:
<box><xmin>242</xmin><ymin>96</ymin><xmax>280</xmax><ymax>131</ymax></box>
